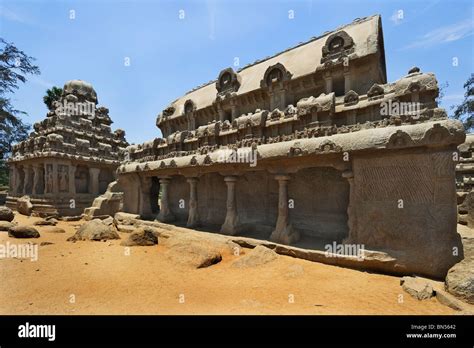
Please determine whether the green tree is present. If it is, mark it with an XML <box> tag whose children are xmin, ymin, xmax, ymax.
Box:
<box><xmin>43</xmin><ymin>86</ymin><xmax>63</xmax><ymax>110</ymax></box>
<box><xmin>0</xmin><ymin>38</ymin><xmax>40</xmax><ymax>186</ymax></box>
<box><xmin>452</xmin><ymin>74</ymin><xmax>474</xmax><ymax>132</ymax></box>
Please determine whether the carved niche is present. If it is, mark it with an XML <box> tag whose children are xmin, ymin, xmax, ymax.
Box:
<box><xmin>216</xmin><ymin>68</ymin><xmax>241</xmax><ymax>96</ymax></box>
<box><xmin>184</xmin><ymin>100</ymin><xmax>196</xmax><ymax>114</ymax></box>
<box><xmin>260</xmin><ymin>63</ymin><xmax>292</xmax><ymax>89</ymax></box>
<box><xmin>321</xmin><ymin>31</ymin><xmax>355</xmax><ymax>63</ymax></box>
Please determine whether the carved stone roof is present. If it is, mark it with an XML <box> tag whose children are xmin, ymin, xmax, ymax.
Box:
<box><xmin>159</xmin><ymin>15</ymin><xmax>383</xmax><ymax>120</ymax></box>
<box><xmin>10</xmin><ymin>80</ymin><xmax>129</xmax><ymax>164</ymax></box>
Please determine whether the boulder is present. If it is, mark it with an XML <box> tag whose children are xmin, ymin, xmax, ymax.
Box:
<box><xmin>102</xmin><ymin>216</ymin><xmax>114</xmax><ymax>226</ymax></box>
<box><xmin>42</xmin><ymin>226</ymin><xmax>66</xmax><ymax>233</ymax></box>
<box><xmin>445</xmin><ymin>259</ymin><xmax>474</xmax><ymax>304</ymax></box>
<box><xmin>165</xmin><ymin>242</ymin><xmax>222</xmax><ymax>268</ymax></box>
<box><xmin>232</xmin><ymin>245</ymin><xmax>278</xmax><ymax>268</ymax></box>
<box><xmin>162</xmin><ymin>233</ymin><xmax>237</xmax><ymax>268</ymax></box>
<box><xmin>33</xmin><ymin>218</ymin><xmax>58</xmax><ymax>226</ymax></box>
<box><xmin>400</xmin><ymin>276</ymin><xmax>434</xmax><ymax>300</ymax></box>
<box><xmin>0</xmin><ymin>221</ymin><xmax>15</xmax><ymax>231</ymax></box>
<box><xmin>114</xmin><ymin>212</ymin><xmax>140</xmax><ymax>226</ymax></box>
<box><xmin>120</xmin><ymin>227</ymin><xmax>158</xmax><ymax>246</ymax></box>
<box><xmin>17</xmin><ymin>195</ymin><xmax>33</xmax><ymax>216</ymax></box>
<box><xmin>8</xmin><ymin>226</ymin><xmax>40</xmax><ymax>238</ymax></box>
<box><xmin>67</xmin><ymin>219</ymin><xmax>120</xmax><ymax>242</ymax></box>
<box><xmin>0</xmin><ymin>206</ymin><xmax>14</xmax><ymax>222</ymax></box>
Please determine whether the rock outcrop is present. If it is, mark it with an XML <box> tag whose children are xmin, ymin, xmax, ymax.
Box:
<box><xmin>67</xmin><ymin>219</ymin><xmax>120</xmax><ymax>241</ymax></box>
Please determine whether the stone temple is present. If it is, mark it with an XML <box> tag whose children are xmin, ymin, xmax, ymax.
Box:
<box><xmin>110</xmin><ymin>15</ymin><xmax>465</xmax><ymax>278</ymax></box>
<box><xmin>7</xmin><ymin>15</ymin><xmax>466</xmax><ymax>279</ymax></box>
<box><xmin>6</xmin><ymin>80</ymin><xmax>128</xmax><ymax>216</ymax></box>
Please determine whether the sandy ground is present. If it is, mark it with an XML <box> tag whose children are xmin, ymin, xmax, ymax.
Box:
<box><xmin>0</xmin><ymin>213</ymin><xmax>456</xmax><ymax>315</ymax></box>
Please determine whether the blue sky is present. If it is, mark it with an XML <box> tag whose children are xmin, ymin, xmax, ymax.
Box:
<box><xmin>1</xmin><ymin>0</ymin><xmax>473</xmax><ymax>144</ymax></box>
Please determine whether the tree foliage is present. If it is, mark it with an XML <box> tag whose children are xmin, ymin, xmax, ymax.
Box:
<box><xmin>43</xmin><ymin>86</ymin><xmax>63</xmax><ymax>110</ymax></box>
<box><xmin>0</xmin><ymin>38</ymin><xmax>40</xmax><ymax>185</ymax></box>
<box><xmin>452</xmin><ymin>73</ymin><xmax>474</xmax><ymax>132</ymax></box>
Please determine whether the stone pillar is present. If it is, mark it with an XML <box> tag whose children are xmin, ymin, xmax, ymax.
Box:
<box><xmin>32</xmin><ymin>164</ymin><xmax>41</xmax><ymax>195</ymax></box>
<box><xmin>230</xmin><ymin>100</ymin><xmax>238</xmax><ymax>121</ymax></box>
<box><xmin>139</xmin><ymin>176</ymin><xmax>153</xmax><ymax>219</ymax></box>
<box><xmin>186</xmin><ymin>177</ymin><xmax>200</xmax><ymax>228</ymax></box>
<box><xmin>270</xmin><ymin>174</ymin><xmax>300</xmax><ymax>244</ymax></box>
<box><xmin>342</xmin><ymin>170</ymin><xmax>357</xmax><ymax>244</ymax></box>
<box><xmin>157</xmin><ymin>177</ymin><xmax>175</xmax><ymax>222</ymax></box>
<box><xmin>324</xmin><ymin>72</ymin><xmax>332</xmax><ymax>94</ymax></box>
<box><xmin>217</xmin><ymin>104</ymin><xmax>226</xmax><ymax>122</ymax></box>
<box><xmin>23</xmin><ymin>165</ymin><xmax>31</xmax><ymax>195</ymax></box>
<box><xmin>344</xmin><ymin>70</ymin><xmax>351</xmax><ymax>94</ymax></box>
<box><xmin>88</xmin><ymin>167</ymin><xmax>100</xmax><ymax>195</ymax></box>
<box><xmin>220</xmin><ymin>176</ymin><xmax>240</xmax><ymax>235</ymax></box>
<box><xmin>52</xmin><ymin>163</ymin><xmax>59</xmax><ymax>194</ymax></box>
<box><xmin>9</xmin><ymin>164</ymin><xmax>17</xmax><ymax>195</ymax></box>
<box><xmin>69</xmin><ymin>164</ymin><xmax>76</xmax><ymax>195</ymax></box>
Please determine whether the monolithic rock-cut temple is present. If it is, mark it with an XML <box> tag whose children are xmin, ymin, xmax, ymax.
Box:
<box><xmin>114</xmin><ymin>15</ymin><xmax>465</xmax><ymax>278</ymax></box>
<box><xmin>6</xmin><ymin>80</ymin><xmax>128</xmax><ymax>216</ymax></box>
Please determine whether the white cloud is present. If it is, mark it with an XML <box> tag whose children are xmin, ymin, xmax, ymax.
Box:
<box><xmin>30</xmin><ymin>77</ymin><xmax>54</xmax><ymax>89</ymax></box>
<box><xmin>0</xmin><ymin>6</ymin><xmax>27</xmax><ymax>24</ymax></box>
<box><xmin>402</xmin><ymin>18</ymin><xmax>474</xmax><ymax>50</ymax></box>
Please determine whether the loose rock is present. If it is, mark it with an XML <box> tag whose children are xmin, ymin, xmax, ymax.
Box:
<box><xmin>67</xmin><ymin>219</ymin><xmax>120</xmax><ymax>241</ymax></box>
<box><xmin>0</xmin><ymin>206</ymin><xmax>14</xmax><ymax>222</ymax></box>
<box><xmin>400</xmin><ymin>276</ymin><xmax>434</xmax><ymax>300</ymax></box>
<box><xmin>8</xmin><ymin>226</ymin><xmax>40</xmax><ymax>239</ymax></box>
<box><xmin>17</xmin><ymin>196</ymin><xmax>33</xmax><ymax>216</ymax></box>
<box><xmin>445</xmin><ymin>259</ymin><xmax>474</xmax><ymax>305</ymax></box>
<box><xmin>120</xmin><ymin>227</ymin><xmax>158</xmax><ymax>246</ymax></box>
<box><xmin>232</xmin><ymin>245</ymin><xmax>278</xmax><ymax>268</ymax></box>
<box><xmin>0</xmin><ymin>221</ymin><xmax>15</xmax><ymax>231</ymax></box>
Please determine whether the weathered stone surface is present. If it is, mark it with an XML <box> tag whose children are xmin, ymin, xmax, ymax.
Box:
<box><xmin>165</xmin><ymin>243</ymin><xmax>222</xmax><ymax>268</ymax></box>
<box><xmin>17</xmin><ymin>196</ymin><xmax>33</xmax><ymax>216</ymax></box>
<box><xmin>7</xmin><ymin>79</ymin><xmax>128</xmax><ymax>217</ymax></box>
<box><xmin>8</xmin><ymin>226</ymin><xmax>40</xmax><ymax>238</ymax></box>
<box><xmin>114</xmin><ymin>212</ymin><xmax>140</xmax><ymax>226</ymax></box>
<box><xmin>120</xmin><ymin>227</ymin><xmax>158</xmax><ymax>246</ymax></box>
<box><xmin>0</xmin><ymin>206</ymin><xmax>14</xmax><ymax>222</ymax></box>
<box><xmin>162</xmin><ymin>233</ymin><xmax>237</xmax><ymax>268</ymax></box>
<box><xmin>67</xmin><ymin>219</ymin><xmax>120</xmax><ymax>241</ymax></box>
<box><xmin>116</xmin><ymin>224</ymin><xmax>137</xmax><ymax>233</ymax></box>
<box><xmin>445</xmin><ymin>259</ymin><xmax>474</xmax><ymax>304</ymax></box>
<box><xmin>0</xmin><ymin>221</ymin><xmax>15</xmax><ymax>231</ymax></box>
<box><xmin>102</xmin><ymin>216</ymin><xmax>114</xmax><ymax>226</ymax></box>
<box><xmin>400</xmin><ymin>276</ymin><xmax>434</xmax><ymax>300</ymax></box>
<box><xmin>33</xmin><ymin>218</ymin><xmax>58</xmax><ymax>226</ymax></box>
<box><xmin>42</xmin><ymin>226</ymin><xmax>66</xmax><ymax>233</ymax></box>
<box><xmin>232</xmin><ymin>245</ymin><xmax>278</xmax><ymax>268</ymax></box>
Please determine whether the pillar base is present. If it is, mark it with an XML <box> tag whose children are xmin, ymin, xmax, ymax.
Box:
<box><xmin>270</xmin><ymin>223</ymin><xmax>300</xmax><ymax>245</ymax></box>
<box><xmin>157</xmin><ymin>210</ymin><xmax>175</xmax><ymax>223</ymax></box>
<box><xmin>186</xmin><ymin>211</ymin><xmax>200</xmax><ymax>228</ymax></box>
<box><xmin>220</xmin><ymin>214</ymin><xmax>240</xmax><ymax>236</ymax></box>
